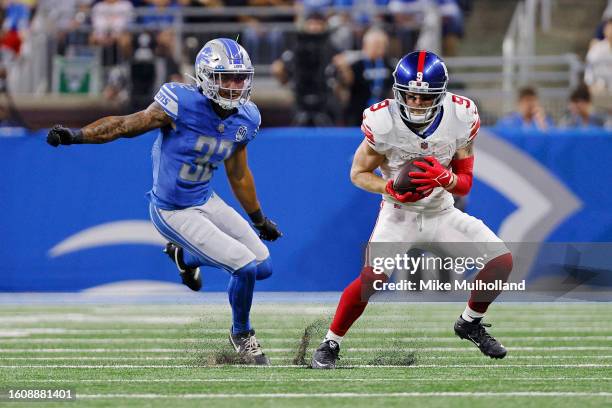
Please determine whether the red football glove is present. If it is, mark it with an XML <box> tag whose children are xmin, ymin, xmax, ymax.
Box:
<box><xmin>385</xmin><ymin>180</ymin><xmax>431</xmax><ymax>203</ymax></box>
<box><xmin>408</xmin><ymin>156</ymin><xmax>455</xmax><ymax>193</ymax></box>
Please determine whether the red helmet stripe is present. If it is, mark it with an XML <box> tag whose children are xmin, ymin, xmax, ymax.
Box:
<box><xmin>416</xmin><ymin>50</ymin><xmax>427</xmax><ymax>75</ymax></box>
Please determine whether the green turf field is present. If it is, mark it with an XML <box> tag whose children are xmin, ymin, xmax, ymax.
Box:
<box><xmin>0</xmin><ymin>302</ymin><xmax>611</xmax><ymax>407</ymax></box>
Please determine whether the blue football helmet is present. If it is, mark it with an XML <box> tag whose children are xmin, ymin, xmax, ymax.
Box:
<box><xmin>392</xmin><ymin>50</ymin><xmax>448</xmax><ymax>124</ymax></box>
<box><xmin>192</xmin><ymin>38</ymin><xmax>254</xmax><ymax>110</ymax></box>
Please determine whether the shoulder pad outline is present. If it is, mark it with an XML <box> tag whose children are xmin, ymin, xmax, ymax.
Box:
<box><xmin>449</xmin><ymin>93</ymin><xmax>478</xmax><ymax>124</ymax></box>
<box><xmin>362</xmin><ymin>99</ymin><xmax>394</xmax><ymax>135</ymax></box>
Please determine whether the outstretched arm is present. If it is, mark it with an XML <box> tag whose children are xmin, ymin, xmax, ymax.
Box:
<box><xmin>47</xmin><ymin>102</ymin><xmax>172</xmax><ymax>146</ymax></box>
<box><xmin>81</xmin><ymin>102</ymin><xmax>172</xmax><ymax>143</ymax></box>
<box><xmin>225</xmin><ymin>145</ymin><xmax>282</xmax><ymax>241</ymax></box>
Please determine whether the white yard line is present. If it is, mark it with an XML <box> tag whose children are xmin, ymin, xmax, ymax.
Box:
<box><xmin>75</xmin><ymin>392</ymin><xmax>612</xmax><ymax>398</ymax></box>
<box><xmin>16</xmin><ymin>377</ymin><xmax>612</xmax><ymax>383</ymax></box>
<box><xmin>2</xmin><ymin>346</ymin><xmax>612</xmax><ymax>353</ymax></box>
<box><xmin>0</xmin><ymin>357</ymin><xmax>191</xmax><ymax>361</ymax></box>
<box><xmin>0</xmin><ymin>321</ymin><xmax>584</xmax><ymax>326</ymax></box>
<box><xmin>2</xmin><ymin>309</ymin><xmax>606</xmax><ymax>317</ymax></box>
<box><xmin>1</xmin><ymin>315</ymin><xmax>611</xmax><ymax>323</ymax></box>
<box><xmin>0</xmin><ymin>323</ymin><xmax>612</xmax><ymax>337</ymax></box>
<box><xmin>1</xmin><ymin>336</ymin><xmax>612</xmax><ymax>343</ymax></box>
<box><xmin>3</xmin><ymin>355</ymin><xmax>612</xmax><ymax>361</ymax></box>
<box><xmin>1</xmin><ymin>355</ymin><xmax>608</xmax><ymax>359</ymax></box>
<box><xmin>1</xmin><ymin>316</ymin><xmax>608</xmax><ymax>322</ymax></box>
<box><xmin>3</xmin><ymin>327</ymin><xmax>612</xmax><ymax>336</ymax></box>
<box><xmin>1</xmin><ymin>364</ymin><xmax>611</xmax><ymax>369</ymax></box>
<box><xmin>0</xmin><ymin>316</ymin><xmax>199</xmax><ymax>324</ymax></box>
<box><xmin>0</xmin><ymin>348</ymin><xmax>185</xmax><ymax>353</ymax></box>
<box><xmin>1</xmin><ymin>326</ymin><xmax>609</xmax><ymax>334</ymax></box>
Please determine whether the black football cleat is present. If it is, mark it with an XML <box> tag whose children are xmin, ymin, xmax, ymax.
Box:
<box><xmin>229</xmin><ymin>329</ymin><xmax>271</xmax><ymax>366</ymax></box>
<box><xmin>454</xmin><ymin>315</ymin><xmax>507</xmax><ymax>359</ymax></box>
<box><xmin>163</xmin><ymin>242</ymin><xmax>202</xmax><ymax>291</ymax></box>
<box><xmin>310</xmin><ymin>340</ymin><xmax>341</xmax><ymax>369</ymax></box>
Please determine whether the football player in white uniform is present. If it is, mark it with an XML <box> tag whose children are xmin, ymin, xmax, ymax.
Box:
<box><xmin>311</xmin><ymin>50</ymin><xmax>513</xmax><ymax>369</ymax></box>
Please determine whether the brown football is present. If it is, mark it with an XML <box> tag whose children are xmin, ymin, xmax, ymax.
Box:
<box><xmin>392</xmin><ymin>157</ymin><xmax>427</xmax><ymax>194</ymax></box>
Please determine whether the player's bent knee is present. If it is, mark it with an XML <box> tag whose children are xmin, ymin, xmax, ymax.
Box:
<box><xmin>256</xmin><ymin>257</ymin><xmax>273</xmax><ymax>281</ymax></box>
<box><xmin>483</xmin><ymin>252</ymin><xmax>513</xmax><ymax>281</ymax></box>
<box><xmin>225</xmin><ymin>243</ymin><xmax>257</xmax><ymax>272</ymax></box>
<box><xmin>360</xmin><ymin>266</ymin><xmax>388</xmax><ymax>293</ymax></box>
<box><xmin>253</xmin><ymin>243</ymin><xmax>270</xmax><ymax>263</ymax></box>
<box><xmin>232</xmin><ymin>261</ymin><xmax>258</xmax><ymax>280</ymax></box>
<box><xmin>491</xmin><ymin>252</ymin><xmax>513</xmax><ymax>270</ymax></box>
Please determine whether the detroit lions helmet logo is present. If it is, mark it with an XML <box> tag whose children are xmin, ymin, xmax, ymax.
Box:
<box><xmin>235</xmin><ymin>125</ymin><xmax>248</xmax><ymax>142</ymax></box>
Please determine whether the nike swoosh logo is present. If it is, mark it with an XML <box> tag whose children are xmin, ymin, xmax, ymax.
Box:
<box><xmin>229</xmin><ymin>336</ymin><xmax>240</xmax><ymax>352</ymax></box>
<box><xmin>466</xmin><ymin>334</ymin><xmax>480</xmax><ymax>347</ymax></box>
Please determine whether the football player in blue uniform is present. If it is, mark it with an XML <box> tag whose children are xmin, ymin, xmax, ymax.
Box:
<box><xmin>46</xmin><ymin>38</ymin><xmax>282</xmax><ymax>365</ymax></box>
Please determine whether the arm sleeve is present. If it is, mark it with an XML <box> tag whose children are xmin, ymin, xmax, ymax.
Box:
<box><xmin>449</xmin><ymin>156</ymin><xmax>474</xmax><ymax>196</ymax></box>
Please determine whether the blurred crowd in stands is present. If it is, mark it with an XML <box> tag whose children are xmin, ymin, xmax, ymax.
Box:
<box><xmin>497</xmin><ymin>84</ymin><xmax>609</xmax><ymax>131</ymax></box>
<box><xmin>498</xmin><ymin>3</ymin><xmax>612</xmax><ymax>131</ymax></box>
<box><xmin>0</xmin><ymin>0</ymin><xmax>610</xmax><ymax>130</ymax></box>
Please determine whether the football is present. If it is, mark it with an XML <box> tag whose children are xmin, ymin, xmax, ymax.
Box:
<box><xmin>392</xmin><ymin>157</ymin><xmax>427</xmax><ymax>194</ymax></box>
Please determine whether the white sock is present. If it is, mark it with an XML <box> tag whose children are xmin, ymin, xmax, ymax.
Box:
<box><xmin>324</xmin><ymin>330</ymin><xmax>344</xmax><ymax>345</ymax></box>
<box><xmin>461</xmin><ymin>305</ymin><xmax>485</xmax><ymax>322</ymax></box>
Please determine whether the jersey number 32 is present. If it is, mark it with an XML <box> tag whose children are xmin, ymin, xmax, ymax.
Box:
<box><xmin>180</xmin><ymin>136</ymin><xmax>233</xmax><ymax>182</ymax></box>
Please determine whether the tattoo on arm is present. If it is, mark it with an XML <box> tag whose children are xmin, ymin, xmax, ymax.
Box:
<box><xmin>464</xmin><ymin>140</ymin><xmax>474</xmax><ymax>155</ymax></box>
<box><xmin>454</xmin><ymin>140</ymin><xmax>474</xmax><ymax>160</ymax></box>
<box><xmin>80</xmin><ymin>102</ymin><xmax>172</xmax><ymax>144</ymax></box>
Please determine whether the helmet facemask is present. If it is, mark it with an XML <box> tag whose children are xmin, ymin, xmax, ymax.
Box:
<box><xmin>196</xmin><ymin>64</ymin><xmax>254</xmax><ymax>110</ymax></box>
<box><xmin>393</xmin><ymin>83</ymin><xmax>446</xmax><ymax>125</ymax></box>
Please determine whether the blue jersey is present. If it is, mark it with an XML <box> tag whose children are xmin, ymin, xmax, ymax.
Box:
<box><xmin>147</xmin><ymin>82</ymin><xmax>260</xmax><ymax>210</ymax></box>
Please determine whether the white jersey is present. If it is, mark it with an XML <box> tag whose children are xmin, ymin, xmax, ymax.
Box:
<box><xmin>361</xmin><ymin>93</ymin><xmax>480</xmax><ymax>212</ymax></box>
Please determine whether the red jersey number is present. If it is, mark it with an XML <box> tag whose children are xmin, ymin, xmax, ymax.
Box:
<box><xmin>369</xmin><ymin>100</ymin><xmax>389</xmax><ymax>112</ymax></box>
<box><xmin>452</xmin><ymin>95</ymin><xmax>471</xmax><ymax>108</ymax></box>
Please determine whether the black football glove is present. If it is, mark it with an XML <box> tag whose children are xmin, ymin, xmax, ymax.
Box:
<box><xmin>254</xmin><ymin>218</ymin><xmax>282</xmax><ymax>241</ymax></box>
<box><xmin>47</xmin><ymin>125</ymin><xmax>83</xmax><ymax>147</ymax></box>
<box><xmin>248</xmin><ymin>209</ymin><xmax>282</xmax><ymax>241</ymax></box>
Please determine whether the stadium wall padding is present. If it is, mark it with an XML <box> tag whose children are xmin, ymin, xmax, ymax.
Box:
<box><xmin>1</xmin><ymin>127</ymin><xmax>611</xmax><ymax>291</ymax></box>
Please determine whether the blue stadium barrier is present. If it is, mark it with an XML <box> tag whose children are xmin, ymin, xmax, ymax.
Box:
<box><xmin>1</xmin><ymin>127</ymin><xmax>611</xmax><ymax>292</ymax></box>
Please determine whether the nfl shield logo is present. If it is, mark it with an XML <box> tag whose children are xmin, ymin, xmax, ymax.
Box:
<box><xmin>421</xmin><ymin>141</ymin><xmax>428</xmax><ymax>149</ymax></box>
<box><xmin>235</xmin><ymin>125</ymin><xmax>248</xmax><ymax>142</ymax></box>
